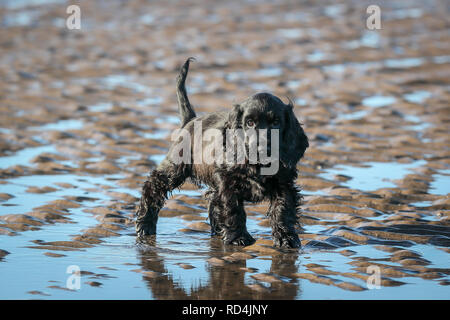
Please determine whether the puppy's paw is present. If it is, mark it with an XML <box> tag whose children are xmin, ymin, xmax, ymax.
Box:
<box><xmin>210</xmin><ymin>223</ymin><xmax>222</xmax><ymax>237</ymax></box>
<box><xmin>136</xmin><ymin>234</ymin><xmax>156</xmax><ymax>246</ymax></box>
<box><xmin>223</xmin><ymin>231</ymin><xmax>255</xmax><ymax>246</ymax></box>
<box><xmin>135</xmin><ymin>221</ymin><xmax>156</xmax><ymax>236</ymax></box>
<box><xmin>273</xmin><ymin>233</ymin><xmax>301</xmax><ymax>248</ymax></box>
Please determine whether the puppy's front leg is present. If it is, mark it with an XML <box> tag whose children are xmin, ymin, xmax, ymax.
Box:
<box><xmin>268</xmin><ymin>184</ymin><xmax>301</xmax><ymax>248</ymax></box>
<box><xmin>136</xmin><ymin>161</ymin><xmax>188</xmax><ymax>236</ymax></box>
<box><xmin>206</xmin><ymin>190</ymin><xmax>222</xmax><ymax>236</ymax></box>
<box><xmin>216</xmin><ymin>193</ymin><xmax>255</xmax><ymax>246</ymax></box>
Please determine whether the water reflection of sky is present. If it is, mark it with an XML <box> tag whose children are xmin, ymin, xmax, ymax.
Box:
<box><xmin>362</xmin><ymin>95</ymin><xmax>397</xmax><ymax>108</ymax></box>
<box><xmin>429</xmin><ymin>170</ymin><xmax>450</xmax><ymax>195</ymax></box>
<box><xmin>0</xmin><ymin>145</ymin><xmax>56</xmax><ymax>169</ymax></box>
<box><xmin>321</xmin><ymin>160</ymin><xmax>427</xmax><ymax>191</ymax></box>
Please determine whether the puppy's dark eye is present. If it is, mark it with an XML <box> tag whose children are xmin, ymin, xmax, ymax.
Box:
<box><xmin>246</xmin><ymin>119</ymin><xmax>255</xmax><ymax>127</ymax></box>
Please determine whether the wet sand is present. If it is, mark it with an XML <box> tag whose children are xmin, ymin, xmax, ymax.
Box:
<box><xmin>0</xmin><ymin>0</ymin><xmax>449</xmax><ymax>299</ymax></box>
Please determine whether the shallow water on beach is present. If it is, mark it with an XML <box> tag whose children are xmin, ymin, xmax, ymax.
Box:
<box><xmin>320</xmin><ymin>160</ymin><xmax>427</xmax><ymax>191</ymax></box>
<box><xmin>0</xmin><ymin>0</ymin><xmax>449</xmax><ymax>300</ymax></box>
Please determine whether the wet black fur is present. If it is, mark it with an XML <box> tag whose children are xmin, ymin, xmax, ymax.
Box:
<box><xmin>136</xmin><ymin>58</ymin><xmax>309</xmax><ymax>248</ymax></box>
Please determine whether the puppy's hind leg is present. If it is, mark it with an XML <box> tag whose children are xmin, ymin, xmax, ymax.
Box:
<box><xmin>136</xmin><ymin>160</ymin><xmax>189</xmax><ymax>237</ymax></box>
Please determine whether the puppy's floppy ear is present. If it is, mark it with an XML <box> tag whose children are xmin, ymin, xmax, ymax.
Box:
<box><xmin>227</xmin><ymin>104</ymin><xmax>243</xmax><ymax>129</ymax></box>
<box><xmin>281</xmin><ymin>100</ymin><xmax>309</xmax><ymax>169</ymax></box>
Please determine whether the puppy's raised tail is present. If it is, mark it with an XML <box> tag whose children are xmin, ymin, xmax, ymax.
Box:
<box><xmin>176</xmin><ymin>57</ymin><xmax>196</xmax><ymax>127</ymax></box>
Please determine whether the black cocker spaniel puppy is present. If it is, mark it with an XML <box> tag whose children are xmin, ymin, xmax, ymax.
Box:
<box><xmin>136</xmin><ymin>58</ymin><xmax>308</xmax><ymax>248</ymax></box>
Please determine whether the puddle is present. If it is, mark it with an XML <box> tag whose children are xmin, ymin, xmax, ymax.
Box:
<box><xmin>188</xmin><ymin>74</ymin><xmax>207</xmax><ymax>94</ymax></box>
<box><xmin>322</xmin><ymin>61</ymin><xmax>384</xmax><ymax>74</ymax></box>
<box><xmin>404</xmin><ymin>114</ymin><xmax>432</xmax><ymax>131</ymax></box>
<box><xmin>142</xmin><ymin>130</ymin><xmax>170</xmax><ymax>140</ymax></box>
<box><xmin>149</xmin><ymin>154</ymin><xmax>166</xmax><ymax>164</ymax></box>
<box><xmin>324</xmin><ymin>4</ymin><xmax>345</xmax><ymax>18</ymax></box>
<box><xmin>139</xmin><ymin>14</ymin><xmax>155</xmax><ymax>25</ymax></box>
<box><xmin>307</xmin><ymin>50</ymin><xmax>325</xmax><ymax>63</ymax></box>
<box><xmin>155</xmin><ymin>115</ymin><xmax>180</xmax><ymax>125</ymax></box>
<box><xmin>411</xmin><ymin>201</ymin><xmax>433</xmax><ymax>208</ymax></box>
<box><xmin>336</xmin><ymin>110</ymin><xmax>370</xmax><ymax>121</ymax></box>
<box><xmin>89</xmin><ymin>102</ymin><xmax>113</xmax><ymax>112</ymax></box>
<box><xmin>0</xmin><ymin>128</ymin><xmax>13</xmax><ymax>134</ymax></box>
<box><xmin>0</xmin><ymin>9</ymin><xmax>41</xmax><ymax>27</ymax></box>
<box><xmin>277</xmin><ymin>28</ymin><xmax>303</xmax><ymax>39</ymax></box>
<box><xmin>320</xmin><ymin>160</ymin><xmax>427</xmax><ymax>191</ymax></box>
<box><xmin>0</xmin><ymin>172</ymin><xmax>145</xmax><ymax>299</ymax></box>
<box><xmin>295</xmin><ymin>97</ymin><xmax>308</xmax><ymax>106</ymax></box>
<box><xmin>0</xmin><ymin>145</ymin><xmax>56</xmax><ymax>169</ymax></box>
<box><xmin>136</xmin><ymin>97</ymin><xmax>163</xmax><ymax>107</ymax></box>
<box><xmin>323</xmin><ymin>64</ymin><xmax>346</xmax><ymax>74</ymax></box>
<box><xmin>99</xmin><ymin>75</ymin><xmax>149</xmax><ymax>93</ymax></box>
<box><xmin>0</xmin><ymin>0</ymin><xmax>65</xmax><ymax>9</ymax></box>
<box><xmin>385</xmin><ymin>8</ymin><xmax>423</xmax><ymax>20</ymax></box>
<box><xmin>115</xmin><ymin>154</ymin><xmax>142</xmax><ymax>165</ymax></box>
<box><xmin>29</xmin><ymin>120</ymin><xmax>84</xmax><ymax>132</ymax></box>
<box><xmin>250</xmin><ymin>83</ymin><xmax>271</xmax><ymax>91</ymax></box>
<box><xmin>384</xmin><ymin>58</ymin><xmax>425</xmax><ymax>69</ymax></box>
<box><xmin>429</xmin><ymin>170</ymin><xmax>450</xmax><ymax>195</ymax></box>
<box><xmin>0</xmin><ymin>173</ymin><xmax>134</xmax><ymax>214</ymax></box>
<box><xmin>345</xmin><ymin>31</ymin><xmax>381</xmax><ymax>49</ymax></box>
<box><xmin>359</xmin><ymin>32</ymin><xmax>381</xmax><ymax>48</ymax></box>
<box><xmin>227</xmin><ymin>68</ymin><xmax>284</xmax><ymax>81</ymax></box>
<box><xmin>254</xmin><ymin>67</ymin><xmax>283</xmax><ymax>78</ymax></box>
<box><xmin>403</xmin><ymin>90</ymin><xmax>432</xmax><ymax>104</ymax></box>
<box><xmin>362</xmin><ymin>95</ymin><xmax>396</xmax><ymax>108</ymax></box>
<box><xmin>432</xmin><ymin>55</ymin><xmax>450</xmax><ymax>64</ymax></box>
<box><xmin>302</xmin><ymin>189</ymin><xmax>328</xmax><ymax>196</ymax></box>
<box><xmin>226</xmin><ymin>71</ymin><xmax>245</xmax><ymax>82</ymax></box>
